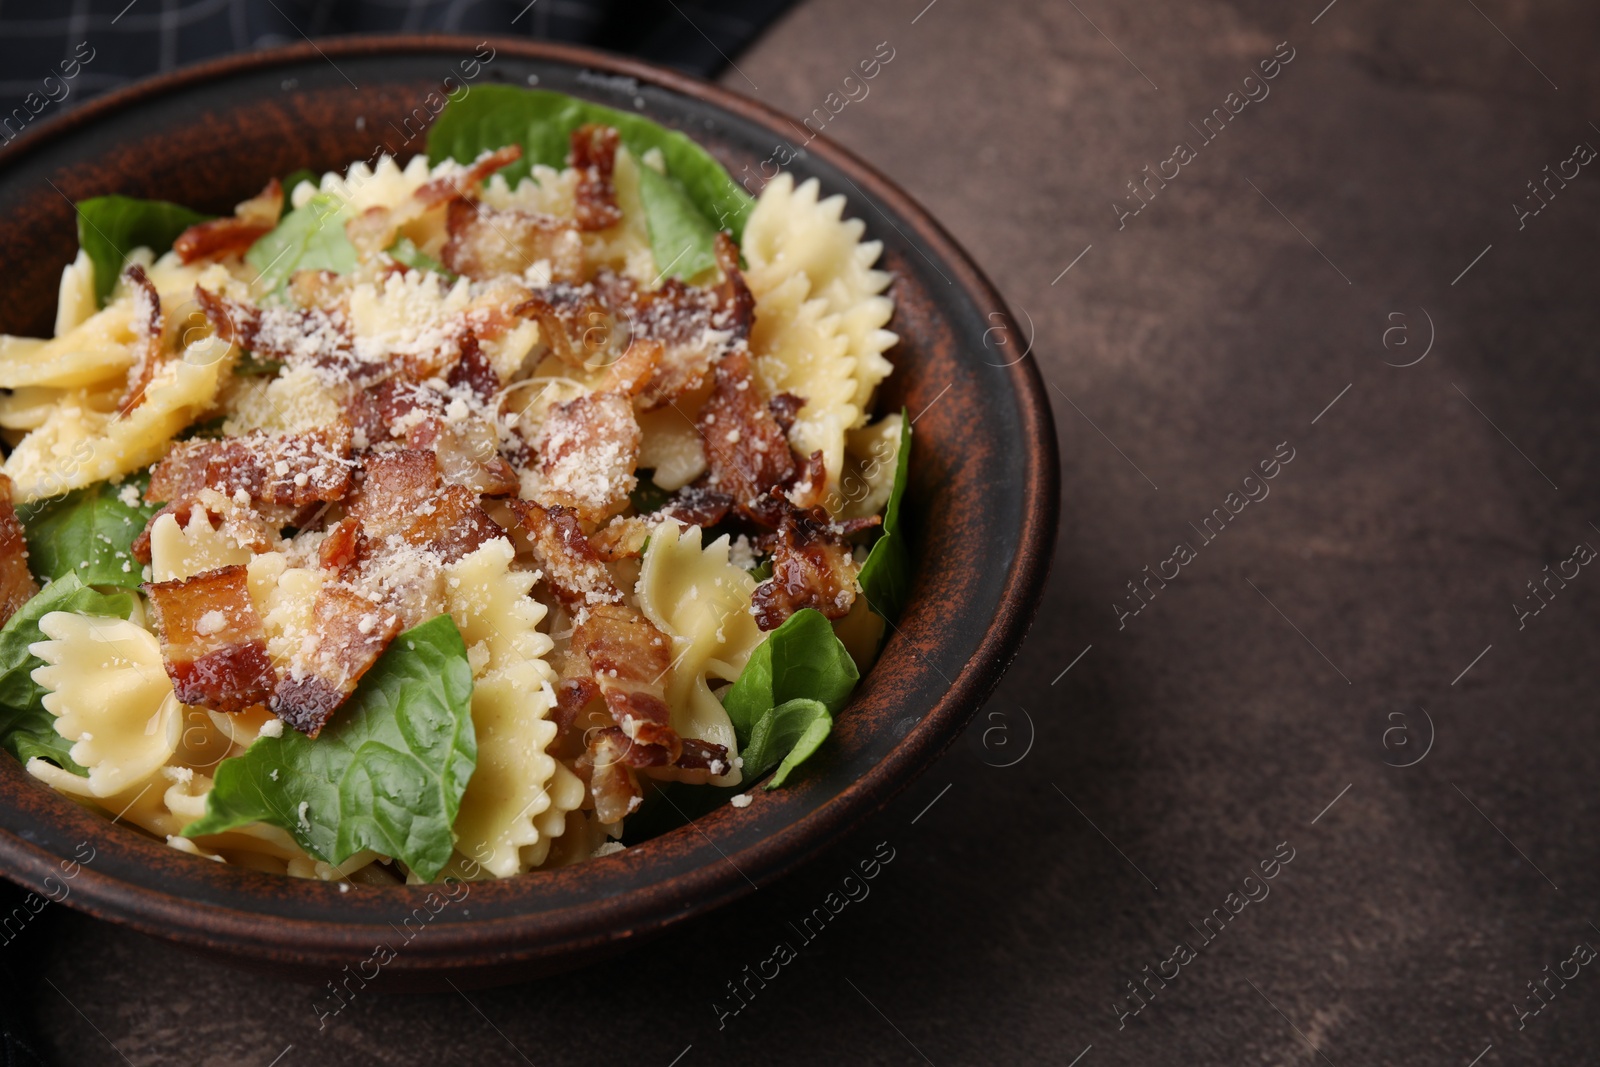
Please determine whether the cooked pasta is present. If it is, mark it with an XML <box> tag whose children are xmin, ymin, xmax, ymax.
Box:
<box><xmin>0</xmin><ymin>88</ymin><xmax>907</xmax><ymax>883</ymax></box>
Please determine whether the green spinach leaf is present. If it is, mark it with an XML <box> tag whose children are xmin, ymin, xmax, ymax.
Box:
<box><xmin>722</xmin><ymin>608</ymin><xmax>857</xmax><ymax>787</ymax></box>
<box><xmin>386</xmin><ymin>236</ymin><xmax>457</xmax><ymax>281</ymax></box>
<box><xmin>76</xmin><ymin>196</ymin><xmax>212</xmax><ymax>307</ymax></box>
<box><xmin>856</xmin><ymin>410</ymin><xmax>912</xmax><ymax>621</ymax></box>
<box><xmin>740</xmin><ymin>697</ymin><xmax>832</xmax><ymax>788</ymax></box>
<box><xmin>246</xmin><ymin>192</ymin><xmax>357</xmax><ymax>296</ymax></box>
<box><xmin>0</xmin><ymin>575</ymin><xmax>138</xmax><ymax>774</ymax></box>
<box><xmin>183</xmin><ymin>614</ymin><xmax>476</xmax><ymax>882</ymax></box>
<box><xmin>425</xmin><ymin>85</ymin><xmax>753</xmax><ymax>278</ymax></box>
<box><xmin>16</xmin><ymin>476</ymin><xmax>160</xmax><ymax>590</ymax></box>
<box><xmin>634</xmin><ymin>160</ymin><xmax>723</xmax><ymax>279</ymax></box>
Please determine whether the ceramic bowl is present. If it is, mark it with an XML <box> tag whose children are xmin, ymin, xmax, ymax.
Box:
<box><xmin>0</xmin><ymin>36</ymin><xmax>1057</xmax><ymax>986</ymax></box>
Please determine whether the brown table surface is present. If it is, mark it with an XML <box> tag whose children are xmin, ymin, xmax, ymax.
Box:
<box><xmin>26</xmin><ymin>1</ymin><xmax>1600</xmax><ymax>1064</ymax></box>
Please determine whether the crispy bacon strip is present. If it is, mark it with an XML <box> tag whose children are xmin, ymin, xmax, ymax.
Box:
<box><xmin>570</xmin><ymin>603</ymin><xmax>680</xmax><ymax>758</ymax></box>
<box><xmin>506</xmin><ymin>499</ymin><xmax>622</xmax><ymax>612</ymax></box>
<box><xmin>588</xmin><ymin>485</ymin><xmax>734</xmax><ymax>562</ymax></box>
<box><xmin>700</xmin><ymin>349</ymin><xmax>796</xmax><ymax>526</ymax></box>
<box><xmin>713</xmin><ymin>231</ymin><xmax>754</xmax><ymax>335</ymax></box>
<box><xmin>531</xmin><ymin>391</ymin><xmax>640</xmax><ymax>522</ymax></box>
<box><xmin>346</xmin><ymin>450</ymin><xmax>503</xmax><ymax>562</ymax></box>
<box><xmin>513</xmin><ymin>283</ymin><xmax>617</xmax><ymax>370</ymax></box>
<box><xmin>117</xmin><ymin>265</ymin><xmax>166</xmax><ymax>417</ymax></box>
<box><xmin>441</xmin><ymin>199</ymin><xmax>584</xmax><ymax>283</ymax></box>
<box><xmin>148</xmin><ymin>428</ymin><xmax>355</xmax><ymax>508</ymax></box>
<box><xmin>144</xmin><ymin>565</ymin><xmax>277</xmax><ymax>713</ymax></box>
<box><xmin>592</xmin><ymin>271</ymin><xmax>738</xmax><ymax>409</ymax></box>
<box><xmin>173</xmin><ymin>178</ymin><xmax>283</xmax><ymax>264</ymax></box>
<box><xmin>415</xmin><ymin>145</ymin><xmax>524</xmax><ymax>208</ymax></box>
<box><xmin>446</xmin><ymin>329</ymin><xmax>500</xmax><ymax>404</ymax></box>
<box><xmin>194</xmin><ymin>286</ymin><xmax>373</xmax><ymax>383</ymax></box>
<box><xmin>0</xmin><ymin>475</ymin><xmax>37</xmax><ymax>627</ymax></box>
<box><xmin>571</xmin><ymin>124</ymin><xmax>623</xmax><ymax>231</ymax></box>
<box><xmin>750</xmin><ymin>505</ymin><xmax>878</xmax><ymax>631</ymax></box>
<box><xmin>584</xmin><ymin>728</ymin><xmax>644</xmax><ymax>824</ymax></box>
<box><xmin>271</xmin><ymin>586</ymin><xmax>401</xmax><ymax>737</ymax></box>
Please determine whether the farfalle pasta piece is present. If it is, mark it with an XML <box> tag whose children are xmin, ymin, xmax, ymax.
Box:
<box><xmin>636</xmin><ymin>522</ymin><xmax>765</xmax><ymax>782</ymax></box>
<box><xmin>443</xmin><ymin>541</ymin><xmax>578</xmax><ymax>876</ymax></box>
<box><xmin>3</xmin><ymin>345</ymin><xmax>229</xmax><ymax>501</ymax></box>
<box><xmin>742</xmin><ymin>172</ymin><xmax>896</xmax><ymax>411</ymax></box>
<box><xmin>147</xmin><ymin>508</ymin><xmax>254</xmax><ymax>583</ymax></box>
<box><xmin>28</xmin><ymin>612</ymin><xmax>183</xmax><ymax>797</ymax></box>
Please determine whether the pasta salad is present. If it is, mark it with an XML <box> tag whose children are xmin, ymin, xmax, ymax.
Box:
<box><xmin>0</xmin><ymin>87</ymin><xmax>910</xmax><ymax>884</ymax></box>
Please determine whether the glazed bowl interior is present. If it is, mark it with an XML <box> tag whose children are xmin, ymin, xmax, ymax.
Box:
<box><xmin>0</xmin><ymin>37</ymin><xmax>1057</xmax><ymax>984</ymax></box>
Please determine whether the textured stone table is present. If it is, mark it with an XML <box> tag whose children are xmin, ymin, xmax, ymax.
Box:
<box><xmin>23</xmin><ymin>1</ymin><xmax>1600</xmax><ymax>1063</ymax></box>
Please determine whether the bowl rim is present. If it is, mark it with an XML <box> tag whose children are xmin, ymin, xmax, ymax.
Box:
<box><xmin>0</xmin><ymin>34</ymin><xmax>1059</xmax><ymax>972</ymax></box>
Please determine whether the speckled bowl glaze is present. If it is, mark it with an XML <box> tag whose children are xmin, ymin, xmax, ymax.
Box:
<box><xmin>0</xmin><ymin>36</ymin><xmax>1057</xmax><ymax>987</ymax></box>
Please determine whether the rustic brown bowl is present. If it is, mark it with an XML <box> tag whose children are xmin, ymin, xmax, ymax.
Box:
<box><xmin>0</xmin><ymin>36</ymin><xmax>1057</xmax><ymax>987</ymax></box>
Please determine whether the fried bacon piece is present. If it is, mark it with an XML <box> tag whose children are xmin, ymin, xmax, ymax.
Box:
<box><xmin>148</xmin><ymin>428</ymin><xmax>354</xmax><ymax>508</ymax></box>
<box><xmin>584</xmin><ymin>728</ymin><xmax>645</xmax><ymax>824</ymax></box>
<box><xmin>346</xmin><ymin>450</ymin><xmax>503</xmax><ymax>563</ymax></box>
<box><xmin>506</xmin><ymin>499</ymin><xmax>622</xmax><ymax>612</ymax></box>
<box><xmin>591</xmin><ymin>271</ymin><xmax>738</xmax><ymax>409</ymax></box>
<box><xmin>531</xmin><ymin>391</ymin><xmax>641</xmax><ymax>522</ymax></box>
<box><xmin>600</xmin><ymin>338</ymin><xmax>662</xmax><ymax>397</ymax></box>
<box><xmin>0</xmin><ymin>475</ymin><xmax>37</xmax><ymax>627</ymax></box>
<box><xmin>271</xmin><ymin>586</ymin><xmax>402</xmax><ymax>736</ymax></box>
<box><xmin>513</xmin><ymin>283</ymin><xmax>617</xmax><ymax>370</ymax></box>
<box><xmin>144</xmin><ymin>565</ymin><xmax>277</xmax><ymax>713</ymax></box>
<box><xmin>194</xmin><ymin>287</ymin><xmax>374</xmax><ymax>384</ymax></box>
<box><xmin>587</xmin><ymin>484</ymin><xmax>735</xmax><ymax>561</ymax></box>
<box><xmin>570</xmin><ymin>603</ymin><xmax>680</xmax><ymax>758</ymax></box>
<box><xmin>786</xmin><ymin>449</ymin><xmax>828</xmax><ymax>511</ymax></box>
<box><xmin>713</xmin><ymin>231</ymin><xmax>754</xmax><ymax>336</ymax></box>
<box><xmin>768</xmin><ymin>391</ymin><xmax>804</xmax><ymax>434</ymax></box>
<box><xmin>414</xmin><ymin>145</ymin><xmax>523</xmax><ymax>208</ymax></box>
<box><xmin>571</xmin><ymin>124</ymin><xmax>623</xmax><ymax>231</ymax></box>
<box><xmin>117</xmin><ymin>265</ymin><xmax>166</xmax><ymax>417</ymax></box>
<box><xmin>750</xmin><ymin>505</ymin><xmax>879</xmax><ymax>631</ymax></box>
<box><xmin>700</xmin><ymin>350</ymin><xmax>796</xmax><ymax>526</ymax></box>
<box><xmin>446</xmin><ymin>329</ymin><xmax>500</xmax><ymax>404</ymax></box>
<box><xmin>442</xmin><ymin>199</ymin><xmax>584</xmax><ymax>283</ymax></box>
<box><xmin>173</xmin><ymin>178</ymin><xmax>283</xmax><ymax>264</ymax></box>
<box><xmin>318</xmin><ymin>517</ymin><xmax>363</xmax><ymax>573</ymax></box>
<box><xmin>413</xmin><ymin>418</ymin><xmax>520</xmax><ymax>497</ymax></box>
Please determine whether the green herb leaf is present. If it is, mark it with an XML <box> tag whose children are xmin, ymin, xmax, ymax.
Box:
<box><xmin>425</xmin><ymin>85</ymin><xmax>753</xmax><ymax>278</ymax></box>
<box><xmin>75</xmin><ymin>196</ymin><xmax>212</xmax><ymax>307</ymax></box>
<box><xmin>722</xmin><ymin>608</ymin><xmax>857</xmax><ymax>786</ymax></box>
<box><xmin>16</xmin><ymin>476</ymin><xmax>160</xmax><ymax>590</ymax></box>
<box><xmin>232</xmin><ymin>352</ymin><xmax>284</xmax><ymax>377</ymax></box>
<box><xmin>245</xmin><ymin>192</ymin><xmax>357</xmax><ymax>296</ymax></box>
<box><xmin>628</xmin><ymin>473</ymin><xmax>671</xmax><ymax>515</ymax></box>
<box><xmin>0</xmin><ymin>575</ymin><xmax>139</xmax><ymax>774</ymax></box>
<box><xmin>747</xmin><ymin>559</ymin><xmax>773</xmax><ymax>583</ymax></box>
<box><xmin>184</xmin><ymin>614</ymin><xmax>476</xmax><ymax>882</ymax></box>
<box><xmin>740</xmin><ymin>697</ymin><xmax>832</xmax><ymax>788</ymax></box>
<box><xmin>386</xmin><ymin>236</ymin><xmax>457</xmax><ymax>281</ymax></box>
<box><xmin>856</xmin><ymin>410</ymin><xmax>912</xmax><ymax>621</ymax></box>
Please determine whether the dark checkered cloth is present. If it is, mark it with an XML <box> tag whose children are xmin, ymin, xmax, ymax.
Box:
<box><xmin>0</xmin><ymin>0</ymin><xmax>793</xmax><ymax>122</ymax></box>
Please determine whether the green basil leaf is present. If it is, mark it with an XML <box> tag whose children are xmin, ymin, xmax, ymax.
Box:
<box><xmin>245</xmin><ymin>192</ymin><xmax>357</xmax><ymax>296</ymax></box>
<box><xmin>16</xmin><ymin>476</ymin><xmax>160</xmax><ymax>590</ymax></box>
<box><xmin>425</xmin><ymin>85</ymin><xmax>753</xmax><ymax>278</ymax></box>
<box><xmin>628</xmin><ymin>473</ymin><xmax>671</xmax><ymax>515</ymax></box>
<box><xmin>723</xmin><ymin>607</ymin><xmax>857</xmax><ymax>758</ymax></box>
<box><xmin>0</xmin><ymin>574</ymin><xmax>139</xmax><ymax>774</ymax></box>
<box><xmin>634</xmin><ymin>161</ymin><xmax>722</xmax><ymax>279</ymax></box>
<box><xmin>76</xmin><ymin>196</ymin><xmax>212</xmax><ymax>307</ymax></box>
<box><xmin>232</xmin><ymin>352</ymin><xmax>284</xmax><ymax>377</ymax></box>
<box><xmin>740</xmin><ymin>697</ymin><xmax>832</xmax><ymax>789</ymax></box>
<box><xmin>386</xmin><ymin>236</ymin><xmax>457</xmax><ymax>281</ymax></box>
<box><xmin>856</xmin><ymin>410</ymin><xmax>912</xmax><ymax>621</ymax></box>
<box><xmin>184</xmin><ymin>614</ymin><xmax>476</xmax><ymax>882</ymax></box>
